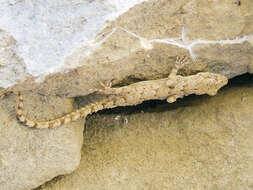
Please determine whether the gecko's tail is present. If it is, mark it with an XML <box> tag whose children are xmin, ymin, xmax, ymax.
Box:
<box><xmin>15</xmin><ymin>91</ymin><xmax>66</xmax><ymax>129</ymax></box>
<box><xmin>0</xmin><ymin>89</ymin><xmax>99</xmax><ymax>129</ymax></box>
<box><xmin>0</xmin><ymin>90</ymin><xmax>55</xmax><ymax>128</ymax></box>
<box><xmin>15</xmin><ymin>91</ymin><xmax>96</xmax><ymax>129</ymax></box>
<box><xmin>0</xmin><ymin>90</ymin><xmax>14</xmax><ymax>99</ymax></box>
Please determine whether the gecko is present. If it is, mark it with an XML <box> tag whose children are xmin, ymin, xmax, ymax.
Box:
<box><xmin>0</xmin><ymin>56</ymin><xmax>228</xmax><ymax>129</ymax></box>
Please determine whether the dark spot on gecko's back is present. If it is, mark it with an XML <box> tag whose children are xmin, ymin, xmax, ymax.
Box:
<box><xmin>48</xmin><ymin>122</ymin><xmax>53</xmax><ymax>128</ymax></box>
<box><xmin>60</xmin><ymin>118</ymin><xmax>65</xmax><ymax>125</ymax></box>
<box><xmin>235</xmin><ymin>0</ymin><xmax>241</xmax><ymax>6</ymax></box>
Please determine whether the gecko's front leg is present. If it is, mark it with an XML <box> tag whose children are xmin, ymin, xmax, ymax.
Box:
<box><xmin>168</xmin><ymin>55</ymin><xmax>189</xmax><ymax>78</ymax></box>
<box><xmin>165</xmin><ymin>55</ymin><xmax>189</xmax><ymax>103</ymax></box>
<box><xmin>97</xmin><ymin>80</ymin><xmax>117</xmax><ymax>95</ymax></box>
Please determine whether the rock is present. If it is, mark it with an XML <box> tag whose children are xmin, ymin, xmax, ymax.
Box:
<box><xmin>0</xmin><ymin>0</ymin><xmax>147</xmax><ymax>88</ymax></box>
<box><xmin>35</xmin><ymin>74</ymin><xmax>253</xmax><ymax>190</ymax></box>
<box><xmin>0</xmin><ymin>29</ymin><xmax>29</xmax><ymax>88</ymax></box>
<box><xmin>0</xmin><ymin>0</ymin><xmax>252</xmax><ymax>97</ymax></box>
<box><xmin>0</xmin><ymin>92</ymin><xmax>84</xmax><ymax>190</ymax></box>
<box><xmin>0</xmin><ymin>0</ymin><xmax>253</xmax><ymax>189</ymax></box>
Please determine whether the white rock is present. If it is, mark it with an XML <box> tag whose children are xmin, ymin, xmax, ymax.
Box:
<box><xmin>0</xmin><ymin>0</ymin><xmax>147</xmax><ymax>87</ymax></box>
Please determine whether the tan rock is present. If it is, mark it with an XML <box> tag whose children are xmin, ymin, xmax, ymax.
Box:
<box><xmin>0</xmin><ymin>92</ymin><xmax>84</xmax><ymax>190</ymax></box>
<box><xmin>10</xmin><ymin>0</ymin><xmax>253</xmax><ymax>98</ymax></box>
<box><xmin>35</xmin><ymin>75</ymin><xmax>253</xmax><ymax>190</ymax></box>
<box><xmin>192</xmin><ymin>42</ymin><xmax>253</xmax><ymax>78</ymax></box>
<box><xmin>1</xmin><ymin>0</ymin><xmax>253</xmax><ymax>189</ymax></box>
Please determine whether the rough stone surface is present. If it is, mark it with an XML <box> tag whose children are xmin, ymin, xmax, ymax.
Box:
<box><xmin>1</xmin><ymin>0</ymin><xmax>252</xmax><ymax>97</ymax></box>
<box><xmin>0</xmin><ymin>0</ymin><xmax>146</xmax><ymax>87</ymax></box>
<box><xmin>36</xmin><ymin>75</ymin><xmax>253</xmax><ymax>190</ymax></box>
<box><xmin>0</xmin><ymin>92</ymin><xmax>84</xmax><ymax>190</ymax></box>
<box><xmin>0</xmin><ymin>0</ymin><xmax>253</xmax><ymax>189</ymax></box>
<box><xmin>0</xmin><ymin>29</ymin><xmax>29</xmax><ymax>88</ymax></box>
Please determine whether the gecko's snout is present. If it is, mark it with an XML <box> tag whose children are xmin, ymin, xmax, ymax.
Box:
<box><xmin>206</xmin><ymin>73</ymin><xmax>228</xmax><ymax>96</ymax></box>
<box><xmin>197</xmin><ymin>72</ymin><xmax>228</xmax><ymax>96</ymax></box>
<box><xmin>216</xmin><ymin>74</ymin><xmax>228</xmax><ymax>88</ymax></box>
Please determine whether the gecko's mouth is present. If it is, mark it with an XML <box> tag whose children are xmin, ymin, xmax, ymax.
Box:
<box><xmin>216</xmin><ymin>74</ymin><xmax>228</xmax><ymax>87</ymax></box>
<box><xmin>207</xmin><ymin>74</ymin><xmax>228</xmax><ymax>96</ymax></box>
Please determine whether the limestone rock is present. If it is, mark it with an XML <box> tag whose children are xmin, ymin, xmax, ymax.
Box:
<box><xmin>0</xmin><ymin>0</ymin><xmax>251</xmax><ymax>97</ymax></box>
<box><xmin>0</xmin><ymin>0</ymin><xmax>253</xmax><ymax>189</ymax></box>
<box><xmin>36</xmin><ymin>75</ymin><xmax>253</xmax><ymax>190</ymax></box>
<box><xmin>0</xmin><ymin>0</ymin><xmax>147</xmax><ymax>88</ymax></box>
<box><xmin>0</xmin><ymin>92</ymin><xmax>84</xmax><ymax>190</ymax></box>
<box><xmin>0</xmin><ymin>29</ymin><xmax>29</xmax><ymax>88</ymax></box>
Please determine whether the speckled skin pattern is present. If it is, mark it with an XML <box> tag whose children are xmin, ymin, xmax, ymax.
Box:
<box><xmin>0</xmin><ymin>56</ymin><xmax>228</xmax><ymax>129</ymax></box>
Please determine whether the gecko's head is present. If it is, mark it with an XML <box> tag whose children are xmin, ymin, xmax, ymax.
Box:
<box><xmin>196</xmin><ymin>72</ymin><xmax>228</xmax><ymax>96</ymax></box>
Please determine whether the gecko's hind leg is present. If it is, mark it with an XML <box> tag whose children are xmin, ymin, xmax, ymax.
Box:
<box><xmin>166</xmin><ymin>95</ymin><xmax>179</xmax><ymax>103</ymax></box>
<box><xmin>166</xmin><ymin>94</ymin><xmax>184</xmax><ymax>103</ymax></box>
